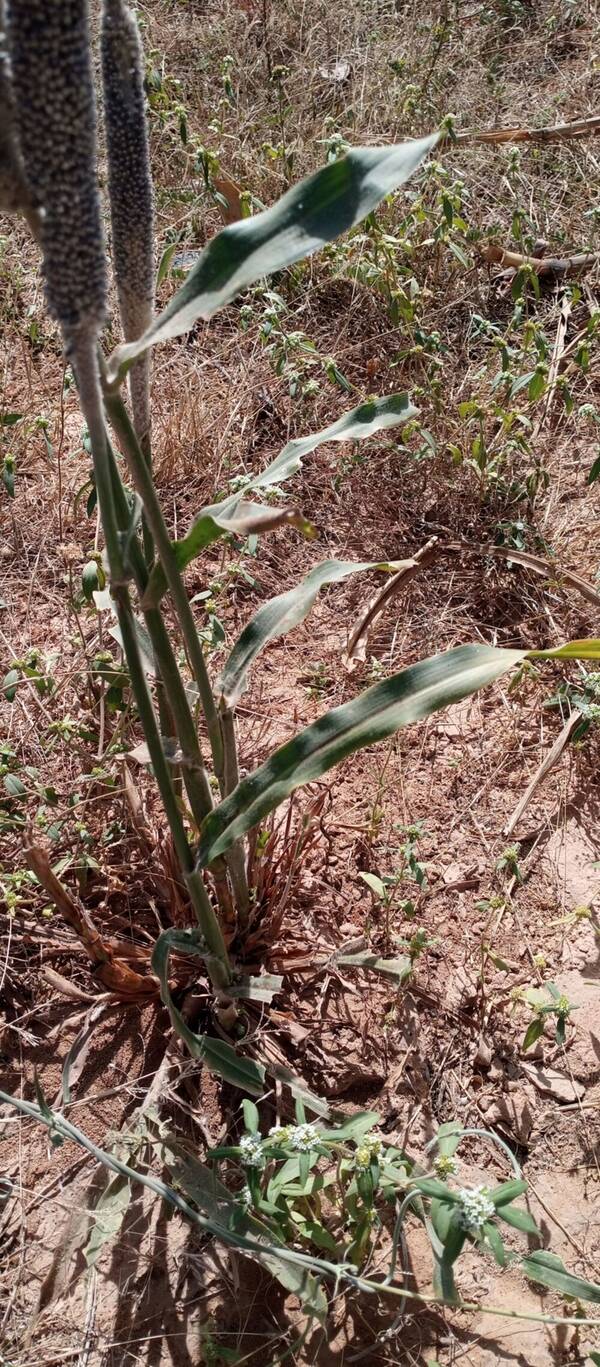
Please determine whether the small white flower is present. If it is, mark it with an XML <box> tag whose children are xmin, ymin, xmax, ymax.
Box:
<box><xmin>457</xmin><ymin>1184</ymin><xmax>495</xmax><ymax>1231</ymax></box>
<box><xmin>434</xmin><ymin>1154</ymin><xmax>457</xmax><ymax>1179</ymax></box>
<box><xmin>239</xmin><ymin>1134</ymin><xmax>265</xmax><ymax>1168</ymax></box>
<box><xmin>289</xmin><ymin>1123</ymin><xmax>320</xmax><ymax>1152</ymax></box>
<box><xmin>239</xmin><ymin>1184</ymin><xmax>252</xmax><ymax>1207</ymax></box>
<box><xmin>268</xmin><ymin>1124</ymin><xmax>291</xmax><ymax>1142</ymax></box>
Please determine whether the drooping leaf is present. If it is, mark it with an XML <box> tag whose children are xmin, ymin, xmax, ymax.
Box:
<box><xmin>144</xmin><ymin>501</ymin><xmax>314</xmax><ymax>605</ymax></box>
<box><xmin>107</xmin><ymin>136</ymin><xmax>439</xmax><ymax>380</ymax></box>
<box><xmin>521</xmin><ymin>1250</ymin><xmax>600</xmax><ymax>1304</ymax></box>
<box><xmin>146</xmin><ymin>393</ymin><xmax>416</xmax><ymax>602</ymax></box>
<box><xmin>239</xmin><ymin>392</ymin><xmax>417</xmax><ymax>495</ymax></box>
<box><xmin>358</xmin><ymin>871</ymin><xmax>387</xmax><ymax>900</ymax></box>
<box><xmin>528</xmin><ymin>638</ymin><xmax>600</xmax><ymax>661</ymax></box>
<box><xmin>587</xmin><ymin>453</ymin><xmax>600</xmax><ymax>485</ymax></box>
<box><xmin>151</xmin><ymin>928</ymin><xmax>266</xmax><ymax>1095</ymax></box>
<box><xmin>198</xmin><ymin>643</ymin><xmax>526</xmax><ymax>864</ymax></box>
<box><xmin>220</xmin><ymin>559</ymin><xmax>402</xmax><ymax>705</ymax></box>
<box><xmin>110</xmin><ymin>616</ymin><xmax>156</xmax><ymax>676</ymax></box>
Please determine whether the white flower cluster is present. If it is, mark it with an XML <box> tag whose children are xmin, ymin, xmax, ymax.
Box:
<box><xmin>457</xmin><ymin>1185</ymin><xmax>495</xmax><ymax>1231</ymax></box>
<box><xmin>239</xmin><ymin>1134</ymin><xmax>265</xmax><ymax>1168</ymax></box>
<box><xmin>434</xmin><ymin>1153</ymin><xmax>457</xmax><ymax>1179</ymax></box>
<box><xmin>355</xmin><ymin>1134</ymin><xmax>384</xmax><ymax>1169</ymax></box>
<box><xmin>288</xmin><ymin>1123</ymin><xmax>320</xmax><ymax>1152</ymax></box>
<box><xmin>239</xmin><ymin>1184</ymin><xmax>252</xmax><ymax>1207</ymax></box>
<box><xmin>268</xmin><ymin>1124</ymin><xmax>291</xmax><ymax>1143</ymax></box>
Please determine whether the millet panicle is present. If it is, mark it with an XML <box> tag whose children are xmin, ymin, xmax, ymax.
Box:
<box><xmin>5</xmin><ymin>0</ymin><xmax>107</xmax><ymax>342</ymax></box>
<box><xmin>101</xmin><ymin>0</ymin><xmax>154</xmax><ymax>447</ymax></box>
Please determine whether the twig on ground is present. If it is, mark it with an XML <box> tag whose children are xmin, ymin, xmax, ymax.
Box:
<box><xmin>504</xmin><ymin>710</ymin><xmax>581</xmax><ymax>838</ymax></box>
<box><xmin>453</xmin><ymin>115</ymin><xmax>600</xmax><ymax>146</ymax></box>
<box><xmin>479</xmin><ymin>242</ymin><xmax>598</xmax><ymax>279</ymax></box>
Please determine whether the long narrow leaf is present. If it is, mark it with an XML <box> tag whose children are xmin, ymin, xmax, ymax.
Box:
<box><xmin>241</xmin><ymin>392</ymin><xmax>418</xmax><ymax>495</ymax></box>
<box><xmin>198</xmin><ymin>644</ymin><xmax>526</xmax><ymax>864</ymax></box>
<box><xmin>146</xmin><ymin>393</ymin><xmax>417</xmax><ymax>601</ymax></box>
<box><xmin>522</xmin><ymin>1251</ymin><xmax>600</xmax><ymax>1304</ymax></box>
<box><xmin>220</xmin><ymin>558</ymin><xmax>402</xmax><ymax>706</ymax></box>
<box><xmin>107</xmin><ymin>136</ymin><xmax>438</xmax><ymax>380</ymax></box>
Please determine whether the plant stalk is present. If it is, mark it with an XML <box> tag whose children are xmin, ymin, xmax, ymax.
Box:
<box><xmin>74</xmin><ymin>341</ymin><xmax>232</xmax><ymax>994</ymax></box>
<box><xmin>102</xmin><ymin>385</ymin><xmax>225</xmax><ymax>782</ymax></box>
<box><xmin>105</xmin><ymin>442</ymin><xmax>237</xmax><ymax>932</ymax></box>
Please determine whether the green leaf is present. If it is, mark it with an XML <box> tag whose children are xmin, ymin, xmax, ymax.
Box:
<box><xmin>243</xmin><ymin>1100</ymin><xmax>260</xmax><ymax>1134</ymax></box>
<box><xmin>156</xmin><ymin>240</ymin><xmax>179</xmax><ymax>288</ymax></box>
<box><xmin>442</xmin><ymin>1210</ymin><xmax>466</xmax><ymax>1266</ymax></box>
<box><xmin>198</xmin><ymin>643</ymin><xmax>526</xmax><ymax>864</ymax></box>
<box><xmin>4</xmin><ymin>773</ymin><xmax>26</xmax><ymax>798</ymax></box>
<box><xmin>327</xmin><ymin>1111</ymin><xmax>381</xmax><ymax>1142</ymax></box>
<box><xmin>482</xmin><ymin>1220</ymin><xmax>507</xmax><ymax>1267</ymax></box>
<box><xmin>335</xmin><ymin>950</ymin><xmax>412</xmax><ymax>983</ymax></box>
<box><xmin>496</xmin><ymin>1202</ymin><xmax>539</xmax><ymax>1236</ymax></box>
<box><xmin>228</xmin><ymin>974</ymin><xmax>283</xmax><ymax>1003</ymax></box>
<box><xmin>521</xmin><ymin>1250</ymin><xmax>600</xmax><ymax>1304</ymax></box>
<box><xmin>84</xmin><ymin>1173</ymin><xmax>131</xmax><ymax>1267</ymax></box>
<box><xmin>435</xmin><ymin>1121</ymin><xmax>462</xmax><ymax>1158</ymax></box>
<box><xmin>107</xmin><ymin>136</ymin><xmax>439</xmax><ymax>379</ymax></box>
<box><xmin>522</xmin><ymin>1017</ymin><xmax>545</xmax><ymax>1051</ymax></box>
<box><xmin>412</xmin><ymin>1178</ymin><xmax>462</xmax><ymax>1203</ymax></box>
<box><xmin>2</xmin><ymin>668</ymin><xmax>20</xmax><ymax>702</ymax></box>
<box><xmin>588</xmin><ymin>452</ymin><xmax>600</xmax><ymax>484</ymax></box>
<box><xmin>490</xmin><ymin>1179</ymin><xmax>528</xmax><ymax>1207</ymax></box>
<box><xmin>146</xmin><ymin>393</ymin><xmax>417</xmax><ymax>601</ymax></box>
<box><xmin>220</xmin><ymin>558</ymin><xmax>401</xmax><ymax>706</ymax></box>
<box><xmin>358</xmin><ymin>871</ymin><xmax>387</xmax><ymax>900</ymax></box>
<box><xmin>587</xmin><ymin>1352</ymin><xmax>600</xmax><ymax>1363</ymax></box>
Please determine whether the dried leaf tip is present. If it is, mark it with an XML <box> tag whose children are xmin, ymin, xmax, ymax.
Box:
<box><xmin>5</xmin><ymin>0</ymin><xmax>107</xmax><ymax>342</ymax></box>
<box><xmin>101</xmin><ymin>0</ymin><xmax>154</xmax><ymax>445</ymax></box>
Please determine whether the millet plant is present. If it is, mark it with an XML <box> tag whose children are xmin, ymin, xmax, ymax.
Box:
<box><xmin>2</xmin><ymin>0</ymin><xmax>600</xmax><ymax>1328</ymax></box>
<box><xmin>1</xmin><ymin>0</ymin><xmax>598</xmax><ymax>1091</ymax></box>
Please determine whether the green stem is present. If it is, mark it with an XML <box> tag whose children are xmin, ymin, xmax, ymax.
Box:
<box><xmin>102</xmin><ymin>385</ymin><xmax>225</xmax><ymax>784</ymax></box>
<box><xmin>106</xmin><ymin>443</ymin><xmax>237</xmax><ymax>932</ymax></box>
<box><xmin>220</xmin><ymin>704</ymin><xmax>250</xmax><ymax>920</ymax></box>
<box><xmin>74</xmin><ymin>341</ymin><xmax>232</xmax><ymax>993</ymax></box>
